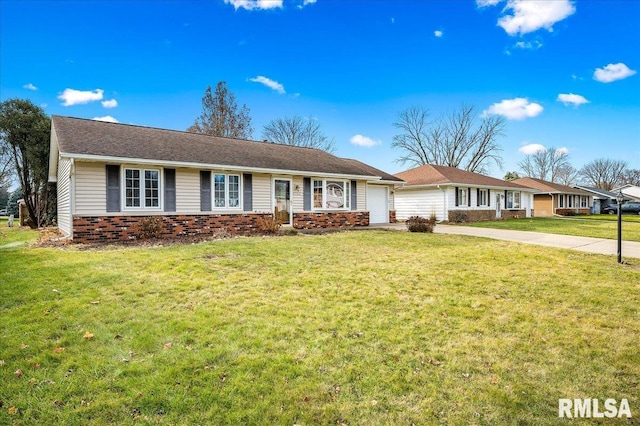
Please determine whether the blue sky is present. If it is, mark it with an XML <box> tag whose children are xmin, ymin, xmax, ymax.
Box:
<box><xmin>1</xmin><ymin>0</ymin><xmax>639</xmax><ymax>177</ymax></box>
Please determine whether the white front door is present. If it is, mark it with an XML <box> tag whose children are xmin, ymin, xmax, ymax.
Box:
<box><xmin>367</xmin><ymin>185</ymin><xmax>389</xmax><ymax>224</ymax></box>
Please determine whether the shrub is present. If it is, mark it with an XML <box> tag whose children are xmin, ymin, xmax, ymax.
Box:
<box><xmin>405</xmin><ymin>215</ymin><xmax>436</xmax><ymax>233</ymax></box>
<box><xmin>256</xmin><ymin>214</ymin><xmax>281</xmax><ymax>234</ymax></box>
<box><xmin>449</xmin><ymin>211</ymin><xmax>468</xmax><ymax>223</ymax></box>
<box><xmin>136</xmin><ymin>216</ymin><xmax>164</xmax><ymax>239</ymax></box>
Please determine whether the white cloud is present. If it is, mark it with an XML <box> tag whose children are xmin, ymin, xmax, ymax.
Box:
<box><xmin>224</xmin><ymin>0</ymin><xmax>283</xmax><ymax>10</ymax></box>
<box><xmin>593</xmin><ymin>62</ymin><xmax>637</xmax><ymax>83</ymax></box>
<box><xmin>350</xmin><ymin>134</ymin><xmax>381</xmax><ymax>148</ymax></box>
<box><xmin>23</xmin><ymin>83</ymin><xmax>37</xmax><ymax>91</ymax></box>
<box><xmin>484</xmin><ymin>98</ymin><xmax>543</xmax><ymax>120</ymax></box>
<box><xmin>434</xmin><ymin>30</ymin><xmax>443</xmax><ymax>38</ymax></box>
<box><xmin>303</xmin><ymin>0</ymin><xmax>316</xmax><ymax>5</ymax></box>
<box><xmin>555</xmin><ymin>147</ymin><xmax>569</xmax><ymax>155</ymax></box>
<box><xmin>557</xmin><ymin>93</ymin><xmax>589</xmax><ymax>107</ymax></box>
<box><xmin>497</xmin><ymin>0</ymin><xmax>576</xmax><ymax>36</ymax></box>
<box><xmin>391</xmin><ymin>17</ymin><xmax>395</xmax><ymax>24</ymax></box>
<box><xmin>513</xmin><ymin>39</ymin><xmax>542</xmax><ymax>50</ymax></box>
<box><xmin>249</xmin><ymin>76</ymin><xmax>285</xmax><ymax>94</ymax></box>
<box><xmin>476</xmin><ymin>0</ymin><xmax>502</xmax><ymax>7</ymax></box>
<box><xmin>58</xmin><ymin>88</ymin><xmax>104</xmax><ymax>106</ymax></box>
<box><xmin>518</xmin><ymin>143</ymin><xmax>546</xmax><ymax>155</ymax></box>
<box><xmin>101</xmin><ymin>99</ymin><xmax>118</xmax><ymax>108</ymax></box>
<box><xmin>92</xmin><ymin>116</ymin><xmax>119</xmax><ymax>123</ymax></box>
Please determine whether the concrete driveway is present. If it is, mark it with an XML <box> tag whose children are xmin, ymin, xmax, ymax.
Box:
<box><xmin>367</xmin><ymin>223</ymin><xmax>640</xmax><ymax>259</ymax></box>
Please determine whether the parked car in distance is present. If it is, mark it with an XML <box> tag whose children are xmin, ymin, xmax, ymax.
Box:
<box><xmin>603</xmin><ymin>201</ymin><xmax>640</xmax><ymax>215</ymax></box>
<box><xmin>0</xmin><ymin>209</ymin><xmax>6</xmax><ymax>216</ymax></box>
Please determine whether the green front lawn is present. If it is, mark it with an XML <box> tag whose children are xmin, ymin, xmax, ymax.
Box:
<box><xmin>1</xmin><ymin>228</ymin><xmax>638</xmax><ymax>424</ymax></box>
<box><xmin>466</xmin><ymin>216</ymin><xmax>640</xmax><ymax>242</ymax></box>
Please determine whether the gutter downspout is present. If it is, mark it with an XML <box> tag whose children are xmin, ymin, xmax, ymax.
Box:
<box><xmin>437</xmin><ymin>184</ymin><xmax>446</xmax><ymax>222</ymax></box>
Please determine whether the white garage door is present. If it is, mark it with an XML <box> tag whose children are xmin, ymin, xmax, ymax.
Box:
<box><xmin>367</xmin><ymin>185</ymin><xmax>389</xmax><ymax>224</ymax></box>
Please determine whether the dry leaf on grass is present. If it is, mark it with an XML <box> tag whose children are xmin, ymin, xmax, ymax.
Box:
<box><xmin>53</xmin><ymin>347</ymin><xmax>65</xmax><ymax>353</ymax></box>
<box><xmin>83</xmin><ymin>332</ymin><xmax>94</xmax><ymax>340</ymax></box>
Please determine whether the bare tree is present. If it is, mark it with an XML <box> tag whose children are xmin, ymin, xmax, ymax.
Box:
<box><xmin>622</xmin><ymin>169</ymin><xmax>640</xmax><ymax>186</ymax></box>
<box><xmin>262</xmin><ymin>116</ymin><xmax>335</xmax><ymax>153</ymax></box>
<box><xmin>188</xmin><ymin>81</ymin><xmax>253</xmax><ymax>139</ymax></box>
<box><xmin>392</xmin><ymin>104</ymin><xmax>505</xmax><ymax>174</ymax></box>
<box><xmin>578</xmin><ymin>158</ymin><xmax>628</xmax><ymax>190</ymax></box>
<box><xmin>555</xmin><ymin>164</ymin><xmax>580</xmax><ymax>186</ymax></box>
<box><xmin>518</xmin><ymin>147</ymin><xmax>572</xmax><ymax>182</ymax></box>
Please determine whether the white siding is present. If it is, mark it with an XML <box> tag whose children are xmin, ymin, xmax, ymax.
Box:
<box><xmin>395</xmin><ymin>187</ymin><xmax>448</xmax><ymax>221</ymax></box>
<box><xmin>252</xmin><ymin>173</ymin><xmax>272</xmax><ymax>213</ymax></box>
<box><xmin>176</xmin><ymin>168</ymin><xmax>200</xmax><ymax>212</ymax></box>
<box><xmin>56</xmin><ymin>158</ymin><xmax>72</xmax><ymax>236</ymax></box>
<box><xmin>74</xmin><ymin>162</ymin><xmax>106</xmax><ymax>215</ymax></box>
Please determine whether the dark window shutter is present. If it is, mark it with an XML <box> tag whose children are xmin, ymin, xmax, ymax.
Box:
<box><xmin>455</xmin><ymin>187</ymin><xmax>459</xmax><ymax>206</ymax></box>
<box><xmin>200</xmin><ymin>171</ymin><xmax>211</xmax><ymax>211</ymax></box>
<box><xmin>487</xmin><ymin>188</ymin><xmax>490</xmax><ymax>204</ymax></box>
<box><xmin>164</xmin><ymin>169</ymin><xmax>176</xmax><ymax>212</ymax></box>
<box><xmin>467</xmin><ymin>188</ymin><xmax>471</xmax><ymax>207</ymax></box>
<box><xmin>303</xmin><ymin>177</ymin><xmax>311</xmax><ymax>211</ymax></box>
<box><xmin>106</xmin><ymin>165</ymin><xmax>120</xmax><ymax>212</ymax></box>
<box><xmin>243</xmin><ymin>173</ymin><xmax>253</xmax><ymax>212</ymax></box>
<box><xmin>351</xmin><ymin>180</ymin><xmax>357</xmax><ymax>211</ymax></box>
<box><xmin>477</xmin><ymin>188</ymin><xmax>480</xmax><ymax>206</ymax></box>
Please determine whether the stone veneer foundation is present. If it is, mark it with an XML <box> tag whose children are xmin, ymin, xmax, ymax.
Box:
<box><xmin>73</xmin><ymin>211</ymin><xmax>371</xmax><ymax>243</ymax></box>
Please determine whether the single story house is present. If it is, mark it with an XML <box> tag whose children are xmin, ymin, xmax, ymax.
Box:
<box><xmin>48</xmin><ymin>116</ymin><xmax>402</xmax><ymax>242</ymax></box>
<box><xmin>613</xmin><ymin>184</ymin><xmax>640</xmax><ymax>201</ymax></box>
<box><xmin>393</xmin><ymin>164</ymin><xmax>536</xmax><ymax>222</ymax></box>
<box><xmin>572</xmin><ymin>185</ymin><xmax>623</xmax><ymax>214</ymax></box>
<box><xmin>513</xmin><ymin>177</ymin><xmax>592</xmax><ymax>217</ymax></box>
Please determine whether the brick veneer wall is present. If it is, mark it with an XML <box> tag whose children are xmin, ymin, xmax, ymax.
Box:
<box><xmin>72</xmin><ymin>213</ymin><xmax>272</xmax><ymax>243</ymax></box>
<box><xmin>501</xmin><ymin>209</ymin><xmax>527</xmax><ymax>219</ymax></box>
<box><xmin>293</xmin><ymin>211</ymin><xmax>369</xmax><ymax>229</ymax></box>
<box><xmin>447</xmin><ymin>209</ymin><xmax>529</xmax><ymax>222</ymax></box>
<box><xmin>555</xmin><ymin>208</ymin><xmax>590</xmax><ymax>216</ymax></box>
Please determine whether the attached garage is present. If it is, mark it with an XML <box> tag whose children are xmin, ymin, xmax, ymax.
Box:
<box><xmin>367</xmin><ymin>184</ymin><xmax>389</xmax><ymax>224</ymax></box>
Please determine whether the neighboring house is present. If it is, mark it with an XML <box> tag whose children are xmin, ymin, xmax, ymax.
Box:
<box><xmin>48</xmin><ymin>116</ymin><xmax>402</xmax><ymax>242</ymax></box>
<box><xmin>613</xmin><ymin>184</ymin><xmax>640</xmax><ymax>201</ymax></box>
<box><xmin>393</xmin><ymin>164</ymin><xmax>536</xmax><ymax>222</ymax></box>
<box><xmin>572</xmin><ymin>185</ymin><xmax>622</xmax><ymax>214</ymax></box>
<box><xmin>513</xmin><ymin>177</ymin><xmax>592</xmax><ymax>217</ymax></box>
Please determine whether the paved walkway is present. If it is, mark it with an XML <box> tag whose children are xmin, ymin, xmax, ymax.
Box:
<box><xmin>368</xmin><ymin>223</ymin><xmax>640</xmax><ymax>259</ymax></box>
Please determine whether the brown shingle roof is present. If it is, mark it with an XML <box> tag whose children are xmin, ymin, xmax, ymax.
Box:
<box><xmin>341</xmin><ymin>158</ymin><xmax>403</xmax><ymax>182</ymax></box>
<box><xmin>513</xmin><ymin>177</ymin><xmax>592</xmax><ymax>195</ymax></box>
<box><xmin>394</xmin><ymin>164</ymin><xmax>531</xmax><ymax>189</ymax></box>
<box><xmin>52</xmin><ymin>116</ymin><xmax>394</xmax><ymax>179</ymax></box>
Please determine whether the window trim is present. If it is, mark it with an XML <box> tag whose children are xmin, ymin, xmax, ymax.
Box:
<box><xmin>311</xmin><ymin>178</ymin><xmax>351</xmax><ymax>211</ymax></box>
<box><xmin>122</xmin><ymin>166</ymin><xmax>162</xmax><ymax>211</ymax></box>
<box><xmin>505</xmin><ymin>190</ymin><xmax>521</xmax><ymax>209</ymax></box>
<box><xmin>478</xmin><ymin>189</ymin><xmax>489</xmax><ymax>207</ymax></box>
<box><xmin>211</xmin><ymin>172</ymin><xmax>242</xmax><ymax>210</ymax></box>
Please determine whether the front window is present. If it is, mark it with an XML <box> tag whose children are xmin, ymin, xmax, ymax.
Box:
<box><xmin>559</xmin><ymin>195</ymin><xmax>564</xmax><ymax>208</ymax></box>
<box><xmin>313</xmin><ymin>179</ymin><xmax>351</xmax><ymax>210</ymax></box>
<box><xmin>213</xmin><ymin>173</ymin><xmax>240</xmax><ymax>209</ymax></box>
<box><xmin>125</xmin><ymin>168</ymin><xmax>160</xmax><ymax>209</ymax></box>
<box><xmin>479</xmin><ymin>189</ymin><xmax>488</xmax><ymax>206</ymax></box>
<box><xmin>506</xmin><ymin>191</ymin><xmax>521</xmax><ymax>209</ymax></box>
<box><xmin>458</xmin><ymin>188</ymin><xmax>467</xmax><ymax>206</ymax></box>
<box><xmin>580</xmin><ymin>196</ymin><xmax>588</xmax><ymax>208</ymax></box>
<box><xmin>568</xmin><ymin>195</ymin><xmax>574</xmax><ymax>208</ymax></box>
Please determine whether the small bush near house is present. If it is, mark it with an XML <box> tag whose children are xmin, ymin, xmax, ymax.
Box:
<box><xmin>136</xmin><ymin>216</ymin><xmax>164</xmax><ymax>239</ymax></box>
<box><xmin>405</xmin><ymin>215</ymin><xmax>436</xmax><ymax>233</ymax></box>
<box><xmin>256</xmin><ymin>214</ymin><xmax>282</xmax><ymax>234</ymax></box>
<box><xmin>449</xmin><ymin>211</ymin><xmax>468</xmax><ymax>223</ymax></box>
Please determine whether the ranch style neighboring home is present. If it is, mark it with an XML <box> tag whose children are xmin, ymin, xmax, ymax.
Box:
<box><xmin>48</xmin><ymin>116</ymin><xmax>402</xmax><ymax>243</ymax></box>
<box><xmin>572</xmin><ymin>185</ymin><xmax>620</xmax><ymax>214</ymax></box>
<box><xmin>513</xmin><ymin>177</ymin><xmax>592</xmax><ymax>217</ymax></box>
<box><xmin>393</xmin><ymin>164</ymin><xmax>536</xmax><ymax>222</ymax></box>
<box><xmin>613</xmin><ymin>184</ymin><xmax>640</xmax><ymax>201</ymax></box>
